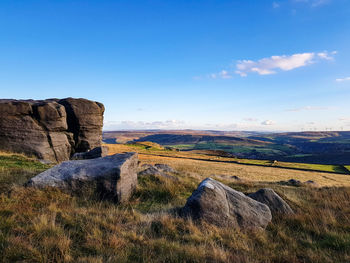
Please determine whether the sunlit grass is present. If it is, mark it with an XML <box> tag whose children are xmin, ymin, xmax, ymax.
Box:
<box><xmin>107</xmin><ymin>143</ymin><xmax>350</xmax><ymax>186</ymax></box>
<box><xmin>1</xmin><ymin>151</ymin><xmax>350</xmax><ymax>262</ymax></box>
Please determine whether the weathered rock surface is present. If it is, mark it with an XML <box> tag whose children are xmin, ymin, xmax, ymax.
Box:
<box><xmin>139</xmin><ymin>166</ymin><xmax>162</xmax><ymax>177</ymax></box>
<box><xmin>71</xmin><ymin>146</ymin><xmax>109</xmax><ymax>160</ymax></box>
<box><xmin>0</xmin><ymin>98</ymin><xmax>104</xmax><ymax>162</ymax></box>
<box><xmin>138</xmin><ymin>164</ymin><xmax>178</xmax><ymax>181</ymax></box>
<box><xmin>154</xmin><ymin>164</ymin><xmax>177</xmax><ymax>174</ymax></box>
<box><xmin>182</xmin><ymin>178</ymin><xmax>272</xmax><ymax>229</ymax></box>
<box><xmin>58</xmin><ymin>98</ymin><xmax>104</xmax><ymax>152</ymax></box>
<box><xmin>248</xmin><ymin>188</ymin><xmax>294</xmax><ymax>215</ymax></box>
<box><xmin>26</xmin><ymin>152</ymin><xmax>138</xmax><ymax>202</ymax></box>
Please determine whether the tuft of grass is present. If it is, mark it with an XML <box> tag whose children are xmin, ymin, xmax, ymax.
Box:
<box><xmin>0</xmin><ymin>154</ymin><xmax>50</xmax><ymax>194</ymax></box>
<box><xmin>131</xmin><ymin>174</ymin><xmax>196</xmax><ymax>213</ymax></box>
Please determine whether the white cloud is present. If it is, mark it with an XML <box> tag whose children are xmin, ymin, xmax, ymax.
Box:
<box><xmin>317</xmin><ymin>51</ymin><xmax>336</xmax><ymax>60</ymax></box>
<box><xmin>219</xmin><ymin>70</ymin><xmax>232</xmax><ymax>79</ymax></box>
<box><xmin>210</xmin><ymin>70</ymin><xmax>232</xmax><ymax>79</ymax></box>
<box><xmin>336</xmin><ymin>77</ymin><xmax>350</xmax><ymax>82</ymax></box>
<box><xmin>235</xmin><ymin>51</ymin><xmax>336</xmax><ymax>77</ymax></box>
<box><xmin>104</xmin><ymin>120</ymin><xmax>186</xmax><ymax>130</ymax></box>
<box><xmin>286</xmin><ymin>106</ymin><xmax>331</xmax><ymax>112</ymax></box>
<box><xmin>243</xmin><ymin>118</ymin><xmax>258</xmax><ymax>122</ymax></box>
<box><xmin>339</xmin><ymin>117</ymin><xmax>350</xmax><ymax>121</ymax></box>
<box><xmin>261</xmin><ymin>120</ymin><xmax>275</xmax><ymax>125</ymax></box>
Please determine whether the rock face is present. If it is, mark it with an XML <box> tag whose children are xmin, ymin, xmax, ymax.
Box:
<box><xmin>58</xmin><ymin>98</ymin><xmax>104</xmax><ymax>153</ymax></box>
<box><xmin>182</xmin><ymin>178</ymin><xmax>272</xmax><ymax>229</ymax></box>
<box><xmin>0</xmin><ymin>98</ymin><xmax>104</xmax><ymax>162</ymax></box>
<box><xmin>248</xmin><ymin>188</ymin><xmax>294</xmax><ymax>215</ymax></box>
<box><xmin>27</xmin><ymin>152</ymin><xmax>138</xmax><ymax>202</ymax></box>
<box><xmin>71</xmin><ymin>146</ymin><xmax>109</xmax><ymax>160</ymax></box>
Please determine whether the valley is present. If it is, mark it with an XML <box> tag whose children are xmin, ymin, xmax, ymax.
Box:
<box><xmin>104</xmin><ymin>130</ymin><xmax>350</xmax><ymax>165</ymax></box>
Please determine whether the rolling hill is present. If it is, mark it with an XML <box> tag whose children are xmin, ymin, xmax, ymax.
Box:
<box><xmin>103</xmin><ymin>130</ymin><xmax>350</xmax><ymax>165</ymax></box>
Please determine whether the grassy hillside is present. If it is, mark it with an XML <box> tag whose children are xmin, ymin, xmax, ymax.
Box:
<box><xmin>1</xmin><ymin>149</ymin><xmax>350</xmax><ymax>262</ymax></box>
<box><xmin>107</xmin><ymin>143</ymin><xmax>350</xmax><ymax>178</ymax></box>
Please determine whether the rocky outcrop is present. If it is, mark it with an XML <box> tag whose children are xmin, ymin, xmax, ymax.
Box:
<box><xmin>71</xmin><ymin>146</ymin><xmax>108</xmax><ymax>160</ymax></box>
<box><xmin>57</xmin><ymin>98</ymin><xmax>104</xmax><ymax>153</ymax></box>
<box><xmin>26</xmin><ymin>152</ymin><xmax>138</xmax><ymax>202</ymax></box>
<box><xmin>247</xmin><ymin>188</ymin><xmax>294</xmax><ymax>215</ymax></box>
<box><xmin>0</xmin><ymin>98</ymin><xmax>104</xmax><ymax>162</ymax></box>
<box><xmin>182</xmin><ymin>178</ymin><xmax>272</xmax><ymax>229</ymax></box>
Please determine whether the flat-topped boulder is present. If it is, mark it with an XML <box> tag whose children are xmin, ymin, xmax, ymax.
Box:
<box><xmin>26</xmin><ymin>152</ymin><xmax>138</xmax><ymax>202</ymax></box>
<box><xmin>0</xmin><ymin>98</ymin><xmax>104</xmax><ymax>162</ymax></box>
<box><xmin>182</xmin><ymin>178</ymin><xmax>272</xmax><ymax>229</ymax></box>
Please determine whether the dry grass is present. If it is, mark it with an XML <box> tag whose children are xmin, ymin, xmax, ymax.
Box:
<box><xmin>1</xmin><ymin>150</ymin><xmax>350</xmax><ymax>262</ymax></box>
<box><xmin>107</xmin><ymin>144</ymin><xmax>350</xmax><ymax>187</ymax></box>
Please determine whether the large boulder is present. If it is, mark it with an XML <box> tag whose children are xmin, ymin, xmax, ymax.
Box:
<box><xmin>182</xmin><ymin>178</ymin><xmax>272</xmax><ymax>229</ymax></box>
<box><xmin>26</xmin><ymin>152</ymin><xmax>138</xmax><ymax>202</ymax></box>
<box><xmin>0</xmin><ymin>98</ymin><xmax>104</xmax><ymax>162</ymax></box>
<box><xmin>247</xmin><ymin>188</ymin><xmax>294</xmax><ymax>215</ymax></box>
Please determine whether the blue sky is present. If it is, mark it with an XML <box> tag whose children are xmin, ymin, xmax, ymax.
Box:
<box><xmin>0</xmin><ymin>0</ymin><xmax>349</xmax><ymax>131</ymax></box>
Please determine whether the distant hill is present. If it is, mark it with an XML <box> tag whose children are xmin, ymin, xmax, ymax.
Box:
<box><xmin>103</xmin><ymin>129</ymin><xmax>261</xmax><ymax>143</ymax></box>
<box><xmin>103</xmin><ymin>130</ymin><xmax>350</xmax><ymax>165</ymax></box>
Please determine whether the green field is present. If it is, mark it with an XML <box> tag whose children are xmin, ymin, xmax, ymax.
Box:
<box><xmin>166</xmin><ymin>142</ymin><xmax>288</xmax><ymax>156</ymax></box>
<box><xmin>234</xmin><ymin>158</ymin><xmax>349</xmax><ymax>174</ymax></box>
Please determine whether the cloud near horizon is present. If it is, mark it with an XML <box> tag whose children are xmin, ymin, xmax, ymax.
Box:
<box><xmin>103</xmin><ymin>119</ymin><xmax>285</xmax><ymax>131</ymax></box>
<box><xmin>336</xmin><ymin>77</ymin><xmax>350</xmax><ymax>82</ymax></box>
<box><xmin>243</xmin><ymin>117</ymin><xmax>258</xmax><ymax>122</ymax></box>
<box><xmin>261</xmin><ymin>120</ymin><xmax>275</xmax><ymax>125</ymax></box>
<box><xmin>235</xmin><ymin>51</ymin><xmax>336</xmax><ymax>77</ymax></box>
<box><xmin>286</xmin><ymin>105</ymin><xmax>331</xmax><ymax>112</ymax></box>
<box><xmin>103</xmin><ymin>120</ymin><xmax>240</xmax><ymax>131</ymax></box>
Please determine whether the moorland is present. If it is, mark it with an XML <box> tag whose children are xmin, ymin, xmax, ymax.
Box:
<box><xmin>1</xmin><ymin>142</ymin><xmax>350</xmax><ymax>262</ymax></box>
